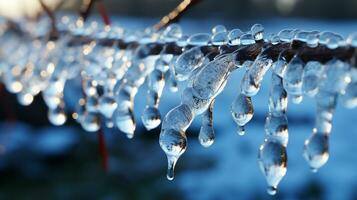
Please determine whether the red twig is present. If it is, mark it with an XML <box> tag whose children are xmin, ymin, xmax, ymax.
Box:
<box><xmin>98</xmin><ymin>129</ymin><xmax>109</xmax><ymax>172</ymax></box>
<box><xmin>0</xmin><ymin>84</ymin><xmax>16</xmax><ymax>123</ymax></box>
<box><xmin>96</xmin><ymin>0</ymin><xmax>111</xmax><ymax>26</ymax></box>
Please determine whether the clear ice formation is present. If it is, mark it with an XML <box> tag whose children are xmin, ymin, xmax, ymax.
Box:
<box><xmin>0</xmin><ymin>17</ymin><xmax>357</xmax><ymax>196</ymax></box>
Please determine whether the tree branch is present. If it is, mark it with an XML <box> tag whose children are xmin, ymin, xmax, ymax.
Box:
<box><xmin>153</xmin><ymin>0</ymin><xmax>201</xmax><ymax>31</ymax></box>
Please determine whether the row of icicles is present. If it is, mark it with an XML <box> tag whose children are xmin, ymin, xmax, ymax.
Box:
<box><xmin>0</xmin><ymin>16</ymin><xmax>357</xmax><ymax>195</ymax></box>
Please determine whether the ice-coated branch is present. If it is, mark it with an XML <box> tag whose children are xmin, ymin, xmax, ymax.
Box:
<box><xmin>1</xmin><ymin>16</ymin><xmax>357</xmax><ymax>197</ymax></box>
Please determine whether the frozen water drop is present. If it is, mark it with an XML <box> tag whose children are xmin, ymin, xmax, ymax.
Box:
<box><xmin>290</xmin><ymin>95</ymin><xmax>303</xmax><ymax>104</ymax></box>
<box><xmin>240</xmin><ymin>33</ymin><xmax>255</xmax><ymax>45</ymax></box>
<box><xmin>48</xmin><ymin>106</ymin><xmax>67</xmax><ymax>126</ymax></box>
<box><xmin>81</xmin><ymin>112</ymin><xmax>100</xmax><ymax>132</ymax></box>
<box><xmin>98</xmin><ymin>95</ymin><xmax>117</xmax><ymax>118</ymax></box>
<box><xmin>166</xmin><ymin>155</ymin><xmax>177</xmax><ymax>181</ymax></box>
<box><xmin>303</xmin><ymin>133</ymin><xmax>329</xmax><ymax>170</ymax></box>
<box><xmin>267</xmin><ymin>186</ymin><xmax>277</xmax><ymax>196</ymax></box>
<box><xmin>310</xmin><ymin>167</ymin><xmax>318</xmax><ymax>173</ymax></box>
<box><xmin>347</xmin><ymin>33</ymin><xmax>357</xmax><ymax>47</ymax></box>
<box><xmin>272</xmin><ymin>57</ymin><xmax>287</xmax><ymax>78</ymax></box>
<box><xmin>17</xmin><ymin>92</ymin><xmax>34</xmax><ymax>106</ymax></box>
<box><xmin>187</xmin><ymin>33</ymin><xmax>211</xmax><ymax>46</ymax></box>
<box><xmin>198</xmin><ymin>101</ymin><xmax>215</xmax><ymax>147</ymax></box>
<box><xmin>162</xmin><ymin>24</ymin><xmax>182</xmax><ymax>42</ymax></box>
<box><xmin>211</xmin><ymin>25</ymin><xmax>226</xmax><ymax>34</ymax></box>
<box><xmin>174</xmin><ymin>46</ymin><xmax>205</xmax><ymax>81</ymax></box>
<box><xmin>341</xmin><ymin>82</ymin><xmax>357</xmax><ymax>108</ymax></box>
<box><xmin>231</xmin><ymin>93</ymin><xmax>254</xmax><ymax>127</ymax></box>
<box><xmin>211</xmin><ymin>32</ymin><xmax>228</xmax><ymax>46</ymax></box>
<box><xmin>251</xmin><ymin>24</ymin><xmax>264</xmax><ymax>41</ymax></box>
<box><xmin>237</xmin><ymin>126</ymin><xmax>245</xmax><ymax>136</ymax></box>
<box><xmin>141</xmin><ymin>106</ymin><xmax>161</xmax><ymax>130</ymax></box>
<box><xmin>241</xmin><ymin>54</ymin><xmax>273</xmax><ymax>97</ymax></box>
<box><xmin>192</xmin><ymin>55</ymin><xmax>234</xmax><ymax>99</ymax></box>
<box><xmin>269</xmin><ymin>74</ymin><xmax>287</xmax><ymax>115</ymax></box>
<box><xmin>306</xmin><ymin>31</ymin><xmax>319</xmax><ymax>48</ymax></box>
<box><xmin>162</xmin><ymin>104</ymin><xmax>193</xmax><ymax>131</ymax></box>
<box><xmin>269</xmin><ymin>34</ymin><xmax>280</xmax><ymax>45</ymax></box>
<box><xmin>278</xmin><ymin>29</ymin><xmax>296</xmax><ymax>42</ymax></box>
<box><xmin>159</xmin><ymin>129</ymin><xmax>187</xmax><ymax>180</ymax></box>
<box><xmin>258</xmin><ymin>141</ymin><xmax>287</xmax><ymax>193</ymax></box>
<box><xmin>302</xmin><ymin>61</ymin><xmax>323</xmax><ymax>97</ymax></box>
<box><xmin>228</xmin><ymin>28</ymin><xmax>243</xmax><ymax>45</ymax></box>
<box><xmin>198</xmin><ymin>125</ymin><xmax>214</xmax><ymax>147</ymax></box>
<box><xmin>265</xmin><ymin>114</ymin><xmax>288</xmax><ymax>146</ymax></box>
<box><xmin>283</xmin><ymin>55</ymin><xmax>304</xmax><ymax>99</ymax></box>
<box><xmin>319</xmin><ymin>59</ymin><xmax>350</xmax><ymax>93</ymax></box>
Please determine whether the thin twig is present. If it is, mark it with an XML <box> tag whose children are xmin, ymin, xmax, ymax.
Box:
<box><xmin>38</xmin><ymin>0</ymin><xmax>58</xmax><ymax>39</ymax></box>
<box><xmin>153</xmin><ymin>0</ymin><xmax>201</xmax><ymax>31</ymax></box>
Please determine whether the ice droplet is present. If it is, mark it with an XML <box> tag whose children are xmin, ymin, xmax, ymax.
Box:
<box><xmin>187</xmin><ymin>33</ymin><xmax>211</xmax><ymax>46</ymax></box>
<box><xmin>48</xmin><ymin>105</ymin><xmax>67</xmax><ymax>126</ymax></box>
<box><xmin>302</xmin><ymin>61</ymin><xmax>323</xmax><ymax>97</ymax></box>
<box><xmin>283</xmin><ymin>55</ymin><xmax>304</xmax><ymax>104</ymax></box>
<box><xmin>231</xmin><ymin>93</ymin><xmax>254</xmax><ymax>127</ymax></box>
<box><xmin>258</xmin><ymin>141</ymin><xmax>287</xmax><ymax>196</ymax></box>
<box><xmin>251</xmin><ymin>24</ymin><xmax>264</xmax><ymax>41</ymax></box>
<box><xmin>159</xmin><ymin>128</ymin><xmax>187</xmax><ymax>180</ymax></box>
<box><xmin>341</xmin><ymin>82</ymin><xmax>357</xmax><ymax>108</ymax></box>
<box><xmin>267</xmin><ymin>186</ymin><xmax>277</xmax><ymax>195</ymax></box>
<box><xmin>211</xmin><ymin>32</ymin><xmax>228</xmax><ymax>46</ymax></box>
<box><xmin>198</xmin><ymin>100</ymin><xmax>215</xmax><ymax>148</ymax></box>
<box><xmin>237</xmin><ymin>126</ymin><xmax>245</xmax><ymax>136</ymax></box>
<box><xmin>303</xmin><ymin>133</ymin><xmax>329</xmax><ymax>170</ymax></box>
<box><xmin>241</xmin><ymin>53</ymin><xmax>273</xmax><ymax>97</ymax></box>
<box><xmin>228</xmin><ymin>28</ymin><xmax>243</xmax><ymax>45</ymax></box>
<box><xmin>269</xmin><ymin>74</ymin><xmax>288</xmax><ymax>115</ymax></box>
<box><xmin>265</xmin><ymin>114</ymin><xmax>288</xmax><ymax>146</ymax></box>
<box><xmin>98</xmin><ymin>95</ymin><xmax>117</xmax><ymax>118</ymax></box>
<box><xmin>211</xmin><ymin>25</ymin><xmax>227</xmax><ymax>35</ymax></box>
<box><xmin>81</xmin><ymin>112</ymin><xmax>100</xmax><ymax>132</ymax></box>
<box><xmin>142</xmin><ymin>106</ymin><xmax>161</xmax><ymax>130</ymax></box>
<box><xmin>240</xmin><ymin>33</ymin><xmax>256</xmax><ymax>45</ymax></box>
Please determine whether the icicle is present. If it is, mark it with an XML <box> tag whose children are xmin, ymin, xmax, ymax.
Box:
<box><xmin>192</xmin><ymin>54</ymin><xmax>235</xmax><ymax>99</ymax></box>
<box><xmin>114</xmin><ymin>46</ymin><xmax>159</xmax><ymax>138</ymax></box>
<box><xmin>283</xmin><ymin>54</ymin><xmax>304</xmax><ymax>104</ymax></box>
<box><xmin>231</xmin><ymin>93</ymin><xmax>254</xmax><ymax>135</ymax></box>
<box><xmin>258</xmin><ymin>73</ymin><xmax>289</xmax><ymax>196</ymax></box>
<box><xmin>48</xmin><ymin>102</ymin><xmax>67</xmax><ymax>126</ymax></box>
<box><xmin>174</xmin><ymin>46</ymin><xmax>205</xmax><ymax>81</ymax></box>
<box><xmin>302</xmin><ymin>61</ymin><xmax>323</xmax><ymax>97</ymax></box>
<box><xmin>199</xmin><ymin>100</ymin><xmax>215</xmax><ymax>147</ymax></box>
<box><xmin>241</xmin><ymin>51</ymin><xmax>273</xmax><ymax>97</ymax></box>
<box><xmin>142</xmin><ymin>69</ymin><xmax>165</xmax><ymax>130</ymax></box>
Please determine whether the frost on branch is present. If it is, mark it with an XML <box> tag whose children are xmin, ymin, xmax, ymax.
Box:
<box><xmin>0</xmin><ymin>17</ymin><xmax>357</xmax><ymax>195</ymax></box>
